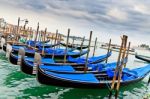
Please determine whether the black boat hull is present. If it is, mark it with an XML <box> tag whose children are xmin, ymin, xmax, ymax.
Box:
<box><xmin>9</xmin><ymin>52</ymin><xmax>18</xmax><ymax>65</ymax></box>
<box><xmin>20</xmin><ymin>58</ymin><xmax>86</xmax><ymax>75</ymax></box>
<box><xmin>60</xmin><ymin>43</ymin><xmax>88</xmax><ymax>50</ymax></box>
<box><xmin>135</xmin><ymin>54</ymin><xmax>150</xmax><ymax>63</ymax></box>
<box><xmin>37</xmin><ymin>67</ymin><xmax>145</xmax><ymax>89</ymax></box>
<box><xmin>20</xmin><ymin>59</ymin><xmax>34</xmax><ymax>75</ymax></box>
<box><xmin>2</xmin><ymin>44</ymin><xmax>6</xmax><ymax>52</ymax></box>
<box><xmin>20</xmin><ymin>51</ymin><xmax>111</xmax><ymax>75</ymax></box>
<box><xmin>12</xmin><ymin>49</ymin><xmax>86</xmax><ymax>59</ymax></box>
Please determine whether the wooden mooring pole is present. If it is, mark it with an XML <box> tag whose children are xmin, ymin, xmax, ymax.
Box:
<box><xmin>92</xmin><ymin>37</ymin><xmax>97</xmax><ymax>57</ymax></box>
<box><xmin>84</xmin><ymin>31</ymin><xmax>92</xmax><ymax>73</ymax></box>
<box><xmin>42</xmin><ymin>28</ymin><xmax>47</xmax><ymax>55</ymax></box>
<box><xmin>64</xmin><ymin>29</ymin><xmax>70</xmax><ymax>63</ymax></box>
<box><xmin>52</xmin><ymin>29</ymin><xmax>58</xmax><ymax>59</ymax></box>
<box><xmin>109</xmin><ymin>35</ymin><xmax>127</xmax><ymax>99</ymax></box>
<box><xmin>105</xmin><ymin>39</ymin><xmax>111</xmax><ymax>63</ymax></box>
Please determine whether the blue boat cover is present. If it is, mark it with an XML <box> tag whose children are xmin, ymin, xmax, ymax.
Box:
<box><xmin>130</xmin><ymin>64</ymin><xmax>150</xmax><ymax>77</ymax></box>
<box><xmin>12</xmin><ymin>44</ymin><xmax>86</xmax><ymax>55</ymax></box>
<box><xmin>41</xmin><ymin>65</ymin><xmax>75</xmax><ymax>72</ymax></box>
<box><xmin>45</xmin><ymin>71</ymin><xmax>99</xmax><ymax>83</ymax></box>
<box><xmin>26</xmin><ymin>40</ymin><xmax>35</xmax><ymax>46</ymax></box>
<box><xmin>36</xmin><ymin>43</ymin><xmax>51</xmax><ymax>47</ymax></box>
<box><xmin>106</xmin><ymin>64</ymin><xmax>150</xmax><ymax>81</ymax></box>
<box><xmin>25</xmin><ymin>57</ymin><xmax>55</xmax><ymax>63</ymax></box>
<box><xmin>106</xmin><ymin>68</ymin><xmax>115</xmax><ymax>78</ymax></box>
<box><xmin>88</xmin><ymin>62</ymin><xmax>117</xmax><ymax>72</ymax></box>
<box><xmin>26</xmin><ymin>40</ymin><xmax>47</xmax><ymax>46</ymax></box>
<box><xmin>41</xmin><ymin>48</ymin><xmax>66</xmax><ymax>54</ymax></box>
<box><xmin>39</xmin><ymin>62</ymin><xmax>116</xmax><ymax>73</ymax></box>
<box><xmin>68</xmin><ymin>52</ymin><xmax>112</xmax><ymax>64</ymax></box>
<box><xmin>12</xmin><ymin>45</ymin><xmax>35</xmax><ymax>53</ymax></box>
<box><xmin>122</xmin><ymin>64</ymin><xmax>150</xmax><ymax>81</ymax></box>
<box><xmin>12</xmin><ymin>45</ymin><xmax>25</xmax><ymax>50</ymax></box>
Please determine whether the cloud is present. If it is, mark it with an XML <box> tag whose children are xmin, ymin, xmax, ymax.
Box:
<box><xmin>0</xmin><ymin>0</ymin><xmax>150</xmax><ymax>45</ymax></box>
<box><xmin>107</xmin><ymin>8</ymin><xmax>128</xmax><ymax>21</ymax></box>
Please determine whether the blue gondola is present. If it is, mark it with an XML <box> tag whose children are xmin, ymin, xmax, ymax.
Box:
<box><xmin>9</xmin><ymin>47</ymin><xmax>88</xmax><ymax>65</ymax></box>
<box><xmin>37</xmin><ymin>64</ymin><xmax>150</xmax><ymax>88</ymax></box>
<box><xmin>19</xmin><ymin>51</ymin><xmax>112</xmax><ymax>75</ymax></box>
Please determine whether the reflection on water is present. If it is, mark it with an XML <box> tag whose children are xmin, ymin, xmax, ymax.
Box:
<box><xmin>0</xmin><ymin>49</ymin><xmax>149</xmax><ymax>99</ymax></box>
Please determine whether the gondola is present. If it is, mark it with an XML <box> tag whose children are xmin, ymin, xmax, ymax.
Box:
<box><xmin>20</xmin><ymin>51</ymin><xmax>112</xmax><ymax>75</ymax></box>
<box><xmin>60</xmin><ymin>42</ymin><xmax>88</xmax><ymax>50</ymax></box>
<box><xmin>67</xmin><ymin>51</ymin><xmax>111</xmax><ymax>64</ymax></box>
<box><xmin>135</xmin><ymin>54</ymin><xmax>150</xmax><ymax>63</ymax></box>
<box><xmin>9</xmin><ymin>47</ymin><xmax>88</xmax><ymax>65</ymax></box>
<box><xmin>37</xmin><ymin>64</ymin><xmax>150</xmax><ymax>88</ymax></box>
<box><xmin>11</xmin><ymin>43</ymin><xmax>60</xmax><ymax>55</ymax></box>
<box><xmin>26</xmin><ymin>40</ymin><xmax>59</xmax><ymax>49</ymax></box>
<box><xmin>2</xmin><ymin>38</ymin><xmax>56</xmax><ymax>53</ymax></box>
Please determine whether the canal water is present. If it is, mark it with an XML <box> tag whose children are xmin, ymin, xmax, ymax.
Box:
<box><xmin>0</xmin><ymin>48</ymin><xmax>149</xmax><ymax>99</ymax></box>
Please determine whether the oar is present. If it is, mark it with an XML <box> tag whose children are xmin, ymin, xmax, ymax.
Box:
<box><xmin>64</xmin><ymin>29</ymin><xmax>70</xmax><ymax>63</ymax></box>
<box><xmin>52</xmin><ymin>29</ymin><xmax>58</xmax><ymax>59</ymax></box>
<box><xmin>92</xmin><ymin>37</ymin><xmax>97</xmax><ymax>57</ymax></box>
<box><xmin>115</xmin><ymin>35</ymin><xmax>128</xmax><ymax>98</ymax></box>
<box><xmin>42</xmin><ymin>28</ymin><xmax>47</xmax><ymax>55</ymax></box>
<box><xmin>84</xmin><ymin>31</ymin><xmax>92</xmax><ymax>73</ymax></box>
<box><xmin>105</xmin><ymin>39</ymin><xmax>111</xmax><ymax>63</ymax></box>
<box><xmin>109</xmin><ymin>35</ymin><xmax>125</xmax><ymax>98</ymax></box>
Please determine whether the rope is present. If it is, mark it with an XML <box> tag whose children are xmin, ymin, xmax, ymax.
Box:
<box><xmin>101</xmin><ymin>77</ymin><xmax>111</xmax><ymax>91</ymax></box>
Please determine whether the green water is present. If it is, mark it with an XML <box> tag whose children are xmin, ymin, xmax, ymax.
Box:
<box><xmin>0</xmin><ymin>49</ymin><xmax>150</xmax><ymax>99</ymax></box>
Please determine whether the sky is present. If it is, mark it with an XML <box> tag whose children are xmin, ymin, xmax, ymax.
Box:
<box><xmin>0</xmin><ymin>0</ymin><xmax>150</xmax><ymax>46</ymax></box>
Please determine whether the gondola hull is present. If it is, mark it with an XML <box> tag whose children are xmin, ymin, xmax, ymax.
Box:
<box><xmin>2</xmin><ymin>44</ymin><xmax>6</xmax><ymax>52</ymax></box>
<box><xmin>12</xmin><ymin>43</ymin><xmax>60</xmax><ymax>56</ymax></box>
<box><xmin>20</xmin><ymin>58</ymin><xmax>86</xmax><ymax>75</ymax></box>
<box><xmin>20</xmin><ymin>59</ymin><xmax>34</xmax><ymax>75</ymax></box>
<box><xmin>37</xmin><ymin>68</ymin><xmax>145</xmax><ymax>89</ymax></box>
<box><xmin>9</xmin><ymin>52</ymin><xmax>18</xmax><ymax>65</ymax></box>
<box><xmin>20</xmin><ymin>52</ymin><xmax>112</xmax><ymax>75</ymax></box>
<box><xmin>13</xmin><ymin>50</ymin><xmax>87</xmax><ymax>59</ymax></box>
<box><xmin>60</xmin><ymin>42</ymin><xmax>88</xmax><ymax>50</ymax></box>
<box><xmin>135</xmin><ymin>54</ymin><xmax>150</xmax><ymax>63</ymax></box>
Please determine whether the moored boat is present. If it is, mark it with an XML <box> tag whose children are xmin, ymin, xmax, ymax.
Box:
<box><xmin>60</xmin><ymin>42</ymin><xmax>88</xmax><ymax>50</ymax></box>
<box><xmin>135</xmin><ymin>54</ymin><xmax>150</xmax><ymax>63</ymax></box>
<box><xmin>37</xmin><ymin>64</ymin><xmax>150</xmax><ymax>88</ymax></box>
<box><xmin>9</xmin><ymin>46</ymin><xmax>88</xmax><ymax>65</ymax></box>
<box><xmin>19</xmin><ymin>48</ymin><xmax>112</xmax><ymax>75</ymax></box>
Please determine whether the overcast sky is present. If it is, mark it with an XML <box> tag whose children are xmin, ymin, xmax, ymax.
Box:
<box><xmin>0</xmin><ymin>0</ymin><xmax>150</xmax><ymax>46</ymax></box>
